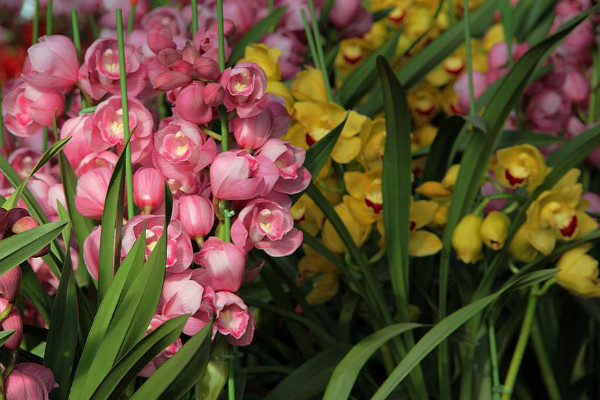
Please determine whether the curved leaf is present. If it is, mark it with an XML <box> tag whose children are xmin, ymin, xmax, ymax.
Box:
<box><xmin>0</xmin><ymin>222</ymin><xmax>66</xmax><ymax>276</ymax></box>
<box><xmin>130</xmin><ymin>324</ymin><xmax>212</xmax><ymax>400</ymax></box>
<box><xmin>323</xmin><ymin>323</ymin><xmax>422</xmax><ymax>400</ymax></box>
<box><xmin>90</xmin><ymin>315</ymin><xmax>187</xmax><ymax>400</ymax></box>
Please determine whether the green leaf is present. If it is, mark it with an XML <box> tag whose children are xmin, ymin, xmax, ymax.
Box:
<box><xmin>323</xmin><ymin>323</ymin><xmax>422</xmax><ymax>400</ymax></box>
<box><xmin>20</xmin><ymin>262</ymin><xmax>52</xmax><ymax>324</ymax></box>
<box><xmin>44</xmin><ymin>251</ymin><xmax>78</xmax><ymax>400</ymax></box>
<box><xmin>371</xmin><ymin>292</ymin><xmax>505</xmax><ymax>400</ymax></box>
<box><xmin>97</xmin><ymin>142</ymin><xmax>128</xmax><ymax>302</ymax></box>
<box><xmin>265</xmin><ymin>349</ymin><xmax>347</xmax><ymax>400</ymax></box>
<box><xmin>361</xmin><ymin>0</ymin><xmax>498</xmax><ymax>116</ymax></box>
<box><xmin>509</xmin><ymin>269</ymin><xmax>557</xmax><ymax>292</ymax></box>
<box><xmin>0</xmin><ymin>222</ymin><xmax>66</xmax><ymax>276</ymax></box>
<box><xmin>90</xmin><ymin>315</ymin><xmax>187</xmax><ymax>400</ymax></box>
<box><xmin>496</xmin><ymin>130</ymin><xmax>565</xmax><ymax>149</ymax></box>
<box><xmin>130</xmin><ymin>324</ymin><xmax>212</xmax><ymax>400</ymax></box>
<box><xmin>3</xmin><ymin>136</ymin><xmax>71</xmax><ymax>210</ymax></box>
<box><xmin>0</xmin><ymin>330</ymin><xmax>14</xmax><ymax>348</ymax></box>
<box><xmin>227</xmin><ymin>7</ymin><xmax>285</xmax><ymax>65</ymax></box>
<box><xmin>339</xmin><ymin>31</ymin><xmax>401</xmax><ymax>109</ymax></box>
<box><xmin>378</xmin><ymin>56</ymin><xmax>412</xmax><ymax>320</ymax></box>
<box><xmin>0</xmin><ymin>152</ymin><xmax>48</xmax><ymax>223</ymax></box>
<box><xmin>69</xmin><ymin>233</ymin><xmax>147</xmax><ymax>400</ymax></box>
<box><xmin>422</xmin><ymin>115</ymin><xmax>465</xmax><ymax>182</ymax></box>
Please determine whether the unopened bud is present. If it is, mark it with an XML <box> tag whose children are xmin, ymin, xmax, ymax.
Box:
<box><xmin>452</xmin><ymin>214</ymin><xmax>483</xmax><ymax>264</ymax></box>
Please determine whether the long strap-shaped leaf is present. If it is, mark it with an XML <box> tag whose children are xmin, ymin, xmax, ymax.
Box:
<box><xmin>130</xmin><ymin>324</ymin><xmax>212</xmax><ymax>400</ymax></box>
<box><xmin>265</xmin><ymin>349</ymin><xmax>348</xmax><ymax>400</ymax></box>
<box><xmin>378</xmin><ymin>56</ymin><xmax>412</xmax><ymax>320</ymax></box>
<box><xmin>90</xmin><ymin>315</ymin><xmax>188</xmax><ymax>400</ymax></box>
<box><xmin>44</xmin><ymin>250</ymin><xmax>78</xmax><ymax>400</ymax></box>
<box><xmin>323</xmin><ymin>323</ymin><xmax>422</xmax><ymax>400</ymax></box>
<box><xmin>0</xmin><ymin>221</ymin><xmax>66</xmax><ymax>276</ymax></box>
<box><xmin>68</xmin><ymin>233</ymin><xmax>146</xmax><ymax>400</ymax></box>
<box><xmin>97</xmin><ymin>142</ymin><xmax>128</xmax><ymax>302</ymax></box>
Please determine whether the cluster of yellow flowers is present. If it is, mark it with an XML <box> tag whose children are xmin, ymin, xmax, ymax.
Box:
<box><xmin>449</xmin><ymin>145</ymin><xmax>600</xmax><ymax>297</ymax></box>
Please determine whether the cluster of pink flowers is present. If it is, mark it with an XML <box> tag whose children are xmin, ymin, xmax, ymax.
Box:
<box><xmin>1</xmin><ymin>3</ymin><xmax>313</xmax><ymax>378</ymax></box>
<box><xmin>0</xmin><ymin>209</ymin><xmax>58</xmax><ymax>399</ymax></box>
<box><xmin>455</xmin><ymin>0</ymin><xmax>598</xmax><ymax>159</ymax></box>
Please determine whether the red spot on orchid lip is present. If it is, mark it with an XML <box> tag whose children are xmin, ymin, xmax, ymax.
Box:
<box><xmin>505</xmin><ymin>169</ymin><xmax>526</xmax><ymax>187</ymax></box>
<box><xmin>365</xmin><ymin>198</ymin><xmax>383</xmax><ymax>214</ymax></box>
<box><xmin>409</xmin><ymin>221</ymin><xmax>416</xmax><ymax>231</ymax></box>
<box><xmin>305</xmin><ymin>133</ymin><xmax>316</xmax><ymax>147</ymax></box>
<box><xmin>560</xmin><ymin>215</ymin><xmax>578</xmax><ymax>238</ymax></box>
<box><xmin>344</xmin><ymin>54</ymin><xmax>363</xmax><ymax>64</ymax></box>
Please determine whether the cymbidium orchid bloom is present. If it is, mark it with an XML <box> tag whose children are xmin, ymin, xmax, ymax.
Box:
<box><xmin>239</xmin><ymin>44</ymin><xmax>282</xmax><ymax>82</ymax></box>
<box><xmin>452</xmin><ymin>214</ymin><xmax>484</xmax><ymax>264</ymax></box>
<box><xmin>408</xmin><ymin>200</ymin><xmax>443</xmax><ymax>256</ymax></box>
<box><xmin>556</xmin><ymin>245</ymin><xmax>600</xmax><ymax>297</ymax></box>
<box><xmin>493</xmin><ymin>144</ymin><xmax>548</xmax><ymax>192</ymax></box>
<box><xmin>193</xmin><ymin>237</ymin><xmax>246</xmax><ymax>292</ymax></box>
<box><xmin>231</xmin><ymin>197</ymin><xmax>303</xmax><ymax>257</ymax></box>
<box><xmin>86</xmin><ymin>96</ymin><xmax>154</xmax><ymax>163</ymax></box>
<box><xmin>78</xmin><ymin>38</ymin><xmax>147</xmax><ymax>99</ymax></box>
<box><xmin>75</xmin><ymin>167</ymin><xmax>113</xmax><ymax>220</ymax></box>
<box><xmin>343</xmin><ymin>169</ymin><xmax>383</xmax><ymax>225</ymax></box>
<box><xmin>22</xmin><ymin>35</ymin><xmax>79</xmax><ymax>93</ymax></box>
<box><xmin>122</xmin><ymin>215</ymin><xmax>194</xmax><ymax>273</ymax></box>
<box><xmin>290</xmin><ymin>194</ymin><xmax>325</xmax><ymax>236</ymax></box>
<box><xmin>220</xmin><ymin>62</ymin><xmax>268</xmax><ymax>118</ymax></box>
<box><xmin>133</xmin><ymin>168</ymin><xmax>165</xmax><ymax>214</ymax></box>
<box><xmin>4</xmin><ymin>363</ymin><xmax>58</xmax><ymax>400</ymax></box>
<box><xmin>60</xmin><ymin>114</ymin><xmax>94</xmax><ymax>171</ymax></box>
<box><xmin>358</xmin><ymin>118</ymin><xmax>386</xmax><ymax>170</ymax></box>
<box><xmin>254</xmin><ymin>138</ymin><xmax>310</xmax><ymax>195</ymax></box>
<box><xmin>297</xmin><ymin>251</ymin><xmax>341</xmax><ymax>305</ymax></box>
<box><xmin>480</xmin><ymin>211</ymin><xmax>510</xmax><ymax>250</ymax></box>
<box><xmin>407</xmin><ymin>83</ymin><xmax>439</xmax><ymax>124</ymax></box>
<box><xmin>524</xmin><ymin>169</ymin><xmax>597</xmax><ymax>255</ymax></box>
<box><xmin>290</xmin><ymin>67</ymin><xmax>328</xmax><ymax>103</ymax></box>
<box><xmin>177</xmin><ymin>195</ymin><xmax>215</xmax><ymax>242</ymax></box>
<box><xmin>3</xmin><ymin>80</ymin><xmax>65</xmax><ymax>137</ymax></box>
<box><xmin>0</xmin><ymin>298</ymin><xmax>22</xmax><ymax>350</ymax></box>
<box><xmin>213</xmin><ymin>291</ymin><xmax>255</xmax><ymax>346</ymax></box>
<box><xmin>322</xmin><ymin>202</ymin><xmax>371</xmax><ymax>254</ymax></box>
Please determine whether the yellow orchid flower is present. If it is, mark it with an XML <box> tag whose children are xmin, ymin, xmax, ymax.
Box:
<box><xmin>377</xmin><ymin>199</ymin><xmax>442</xmax><ymax>257</ymax></box>
<box><xmin>296</xmin><ymin>253</ymin><xmax>341</xmax><ymax>304</ymax></box>
<box><xmin>343</xmin><ymin>169</ymin><xmax>383</xmax><ymax>225</ymax></box>
<box><xmin>413</xmin><ymin>123</ymin><xmax>438</xmax><ymax>150</ymax></box>
<box><xmin>508</xmin><ymin>225</ymin><xmax>539</xmax><ymax>262</ymax></box>
<box><xmin>335</xmin><ymin>39</ymin><xmax>368</xmax><ymax>75</ymax></box>
<box><xmin>452</xmin><ymin>214</ymin><xmax>484</xmax><ymax>264</ymax></box>
<box><xmin>239</xmin><ymin>43</ymin><xmax>281</xmax><ymax>81</ymax></box>
<box><xmin>524</xmin><ymin>169</ymin><xmax>598</xmax><ymax>255</ymax></box>
<box><xmin>480</xmin><ymin>211</ymin><xmax>510</xmax><ymax>250</ymax></box>
<box><xmin>483</xmin><ymin>23</ymin><xmax>507</xmax><ymax>52</ymax></box>
<box><xmin>359</xmin><ymin>118</ymin><xmax>386</xmax><ymax>170</ymax></box>
<box><xmin>291</xmin><ymin>194</ymin><xmax>325</xmax><ymax>236</ymax></box>
<box><xmin>493</xmin><ymin>144</ymin><xmax>548</xmax><ymax>192</ymax></box>
<box><xmin>291</xmin><ymin>68</ymin><xmax>328</xmax><ymax>103</ymax></box>
<box><xmin>407</xmin><ymin>83</ymin><xmax>440</xmax><ymax>125</ymax></box>
<box><xmin>266</xmin><ymin>81</ymin><xmax>294</xmax><ymax>113</ymax></box>
<box><xmin>293</xmin><ymin>102</ymin><xmax>368</xmax><ymax>164</ymax></box>
<box><xmin>322</xmin><ymin>203</ymin><xmax>372</xmax><ymax>254</ymax></box>
<box><xmin>556</xmin><ymin>245</ymin><xmax>600</xmax><ymax>297</ymax></box>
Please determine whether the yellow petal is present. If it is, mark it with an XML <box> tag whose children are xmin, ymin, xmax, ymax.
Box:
<box><xmin>527</xmin><ymin>227</ymin><xmax>556</xmax><ymax>255</ymax></box>
<box><xmin>411</xmin><ymin>200</ymin><xmax>438</xmax><ymax>229</ymax></box>
<box><xmin>332</xmin><ymin>136</ymin><xmax>362</xmax><ymax>164</ymax></box>
<box><xmin>291</xmin><ymin>68</ymin><xmax>328</xmax><ymax>103</ymax></box>
<box><xmin>305</xmin><ymin>274</ymin><xmax>340</xmax><ymax>305</ymax></box>
<box><xmin>415</xmin><ymin>181</ymin><xmax>451</xmax><ymax>198</ymax></box>
<box><xmin>409</xmin><ymin>230</ymin><xmax>442</xmax><ymax>257</ymax></box>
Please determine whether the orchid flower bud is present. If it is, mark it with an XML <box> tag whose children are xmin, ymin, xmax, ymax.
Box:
<box><xmin>480</xmin><ymin>211</ymin><xmax>510</xmax><ymax>250</ymax></box>
<box><xmin>451</xmin><ymin>214</ymin><xmax>484</xmax><ymax>264</ymax></box>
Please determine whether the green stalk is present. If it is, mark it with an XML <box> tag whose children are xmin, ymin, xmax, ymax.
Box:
<box><xmin>127</xmin><ymin>2</ymin><xmax>136</xmax><ymax>34</ymax></box>
<box><xmin>446</xmin><ymin>0</ymin><xmax>454</xmax><ymax>27</ymax></box>
<box><xmin>116</xmin><ymin>9</ymin><xmax>135</xmax><ymax>220</ymax></box>
<box><xmin>71</xmin><ymin>10</ymin><xmax>87</xmax><ymax>109</ymax></box>
<box><xmin>301</xmin><ymin>10</ymin><xmax>321</xmax><ymax>71</ymax></box>
<box><xmin>33</xmin><ymin>0</ymin><xmax>40</xmax><ymax>44</ymax></box>
<box><xmin>191</xmin><ymin>0</ymin><xmax>198</xmax><ymax>36</ymax></box>
<box><xmin>500</xmin><ymin>0</ymin><xmax>513</xmax><ymax>67</ymax></box>
<box><xmin>531</xmin><ymin>319</ymin><xmax>562</xmax><ymax>400</ymax></box>
<box><xmin>463</xmin><ymin>0</ymin><xmax>476</xmax><ymax>114</ymax></box>
<box><xmin>268</xmin><ymin>0</ymin><xmax>274</xmax><ymax>13</ymax></box>
<box><xmin>489</xmin><ymin>323</ymin><xmax>501</xmax><ymax>400</ymax></box>
<box><xmin>46</xmin><ymin>0</ymin><xmax>53</xmax><ymax>35</ymax></box>
<box><xmin>308</xmin><ymin>0</ymin><xmax>333</xmax><ymax>102</ymax></box>
<box><xmin>0</xmin><ymin>85</ymin><xmax>5</xmax><ymax>149</ymax></box>
<box><xmin>217</xmin><ymin>2</ymin><xmax>235</xmax><ymax>398</ymax></box>
<box><xmin>588</xmin><ymin>36</ymin><xmax>600</xmax><ymax>124</ymax></box>
<box><xmin>501</xmin><ymin>286</ymin><xmax>539</xmax><ymax>400</ymax></box>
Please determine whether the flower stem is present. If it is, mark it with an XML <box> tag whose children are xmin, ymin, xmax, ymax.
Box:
<box><xmin>501</xmin><ymin>285</ymin><xmax>539</xmax><ymax>400</ymax></box>
<box><xmin>191</xmin><ymin>0</ymin><xmax>198</xmax><ymax>37</ymax></box>
<box><xmin>71</xmin><ymin>11</ymin><xmax>83</xmax><ymax>64</ymax></box>
<box><xmin>33</xmin><ymin>0</ymin><xmax>40</xmax><ymax>44</ymax></box>
<box><xmin>228</xmin><ymin>343</ymin><xmax>235</xmax><ymax>400</ymax></box>
<box><xmin>300</xmin><ymin>10</ymin><xmax>321</xmax><ymax>70</ymax></box>
<box><xmin>308</xmin><ymin>0</ymin><xmax>333</xmax><ymax>102</ymax></box>
<box><xmin>127</xmin><ymin>1</ymin><xmax>136</xmax><ymax>34</ymax></box>
<box><xmin>531</xmin><ymin>318</ymin><xmax>562</xmax><ymax>400</ymax></box>
<box><xmin>488</xmin><ymin>323</ymin><xmax>501</xmax><ymax>400</ymax></box>
<box><xmin>116</xmin><ymin>9</ymin><xmax>135</xmax><ymax>220</ymax></box>
<box><xmin>46</xmin><ymin>0</ymin><xmax>53</xmax><ymax>35</ymax></box>
<box><xmin>462</xmin><ymin>0</ymin><xmax>476</xmax><ymax>114</ymax></box>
